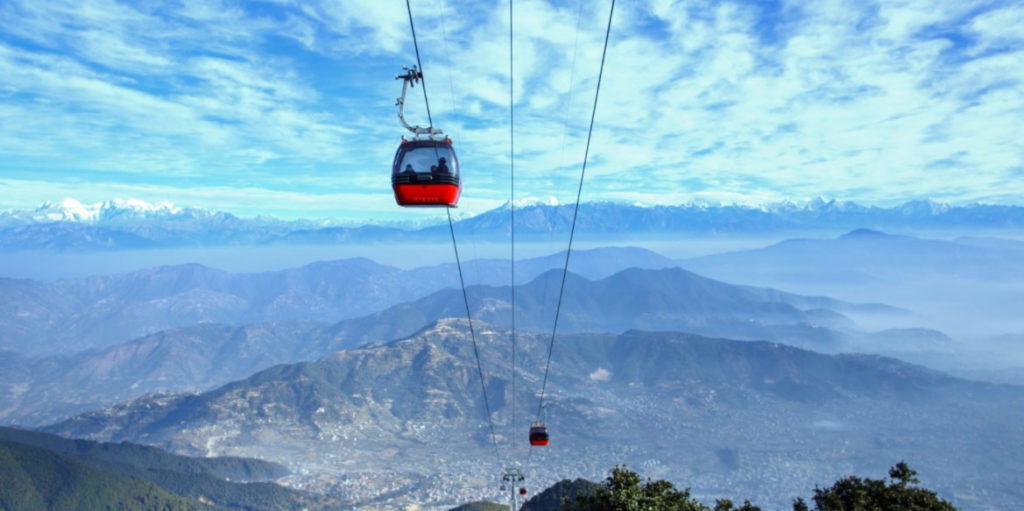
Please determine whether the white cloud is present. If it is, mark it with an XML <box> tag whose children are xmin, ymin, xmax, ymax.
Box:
<box><xmin>969</xmin><ymin>4</ymin><xmax>1024</xmax><ymax>51</ymax></box>
<box><xmin>0</xmin><ymin>0</ymin><xmax>1021</xmax><ymax>220</ymax></box>
<box><xmin>589</xmin><ymin>367</ymin><xmax>611</xmax><ymax>382</ymax></box>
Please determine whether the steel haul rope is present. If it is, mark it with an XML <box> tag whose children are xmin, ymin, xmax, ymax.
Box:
<box><xmin>555</xmin><ymin>0</ymin><xmax>587</xmax><ymax>172</ymax></box>
<box><xmin>447</xmin><ymin>208</ymin><xmax>502</xmax><ymax>461</ymax></box>
<box><xmin>404</xmin><ymin>0</ymin><xmax>433</xmax><ymax>127</ymax></box>
<box><xmin>404</xmin><ymin>0</ymin><xmax>502</xmax><ymax>464</ymax></box>
<box><xmin>508</xmin><ymin>0</ymin><xmax>518</xmax><ymax>456</ymax></box>
<box><xmin>535</xmin><ymin>0</ymin><xmax>616</xmax><ymax>423</ymax></box>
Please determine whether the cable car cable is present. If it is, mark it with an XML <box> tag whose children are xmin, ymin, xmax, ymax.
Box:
<box><xmin>400</xmin><ymin>0</ymin><xmax>444</xmax><ymax>187</ymax></box>
<box><xmin>405</xmin><ymin>0</ymin><xmax>502</xmax><ymax>465</ymax></box>
<box><xmin>555</xmin><ymin>0</ymin><xmax>586</xmax><ymax>173</ymax></box>
<box><xmin>532</xmin><ymin>2</ymin><xmax>584</xmax><ymax>424</ymax></box>
<box><xmin>438</xmin><ymin>0</ymin><xmax>486</xmax><ymax>308</ymax></box>
<box><xmin>403</xmin><ymin>0</ymin><xmax>434</xmax><ymax>128</ymax></box>
<box><xmin>508</xmin><ymin>0</ymin><xmax>518</xmax><ymax>457</ymax></box>
<box><xmin>447</xmin><ymin>208</ymin><xmax>503</xmax><ymax>462</ymax></box>
<box><xmin>521</xmin><ymin>4</ymin><xmax>586</xmax><ymax>433</ymax></box>
<box><xmin>439</xmin><ymin>0</ymin><xmax>458</xmax><ymax>124</ymax></box>
<box><xmin>534</xmin><ymin>0</ymin><xmax>616</xmax><ymax>424</ymax></box>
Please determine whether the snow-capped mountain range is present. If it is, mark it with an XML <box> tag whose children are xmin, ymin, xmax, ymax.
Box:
<box><xmin>1</xmin><ymin>197</ymin><xmax>1023</xmax><ymax>250</ymax></box>
<box><xmin>2</xmin><ymin>198</ymin><xmax>281</xmax><ymax>227</ymax></box>
<box><xmin>33</xmin><ymin>198</ymin><xmax>183</xmax><ymax>223</ymax></box>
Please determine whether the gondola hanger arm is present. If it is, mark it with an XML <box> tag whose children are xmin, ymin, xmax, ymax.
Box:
<box><xmin>395</xmin><ymin>65</ymin><xmax>444</xmax><ymax>139</ymax></box>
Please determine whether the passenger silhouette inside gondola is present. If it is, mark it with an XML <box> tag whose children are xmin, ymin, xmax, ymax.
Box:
<box><xmin>391</xmin><ymin>139</ymin><xmax>461</xmax><ymax>206</ymax></box>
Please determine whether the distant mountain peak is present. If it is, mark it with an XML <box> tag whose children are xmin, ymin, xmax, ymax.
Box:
<box><xmin>34</xmin><ymin>198</ymin><xmax>184</xmax><ymax>224</ymax></box>
<box><xmin>840</xmin><ymin>228</ymin><xmax>890</xmax><ymax>239</ymax></box>
<box><xmin>34</xmin><ymin>198</ymin><xmax>101</xmax><ymax>223</ymax></box>
<box><xmin>6</xmin><ymin>197</ymin><xmax>1024</xmax><ymax>252</ymax></box>
<box><xmin>899</xmin><ymin>199</ymin><xmax>951</xmax><ymax>215</ymax></box>
<box><xmin>420</xmin><ymin>317</ymin><xmax>472</xmax><ymax>334</ymax></box>
<box><xmin>500</xmin><ymin>196</ymin><xmax>561</xmax><ymax>208</ymax></box>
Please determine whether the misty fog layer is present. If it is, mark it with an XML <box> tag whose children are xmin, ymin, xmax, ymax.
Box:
<box><xmin>5</xmin><ymin>231</ymin><xmax>1024</xmax><ymax>380</ymax></box>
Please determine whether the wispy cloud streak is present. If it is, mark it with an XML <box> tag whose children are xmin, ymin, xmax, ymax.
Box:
<box><xmin>0</xmin><ymin>0</ymin><xmax>1021</xmax><ymax>219</ymax></box>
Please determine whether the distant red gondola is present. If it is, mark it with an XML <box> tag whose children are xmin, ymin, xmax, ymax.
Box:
<box><xmin>519</xmin><ymin>487</ymin><xmax>527</xmax><ymax>496</ymax></box>
<box><xmin>529</xmin><ymin>423</ymin><xmax>549</xmax><ymax>446</ymax></box>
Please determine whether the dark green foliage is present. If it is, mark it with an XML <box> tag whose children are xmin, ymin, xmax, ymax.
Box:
<box><xmin>521</xmin><ymin>478</ymin><xmax>601</xmax><ymax>511</ymax></box>
<box><xmin>0</xmin><ymin>427</ymin><xmax>287</xmax><ymax>481</ymax></box>
<box><xmin>448</xmin><ymin>501</ymin><xmax>508</xmax><ymax>511</ymax></box>
<box><xmin>800</xmin><ymin>462</ymin><xmax>957</xmax><ymax>511</ymax></box>
<box><xmin>713</xmin><ymin>499</ymin><xmax>761</xmax><ymax>511</ymax></box>
<box><xmin>0</xmin><ymin>439</ymin><xmax>218</xmax><ymax>510</ymax></box>
<box><xmin>460</xmin><ymin>463</ymin><xmax>955</xmax><ymax>511</ymax></box>
<box><xmin>0</xmin><ymin>428</ymin><xmax>333</xmax><ymax>511</ymax></box>
<box><xmin>562</xmin><ymin>466</ymin><xmax>712</xmax><ymax>511</ymax></box>
<box><xmin>136</xmin><ymin>468</ymin><xmax>325</xmax><ymax>511</ymax></box>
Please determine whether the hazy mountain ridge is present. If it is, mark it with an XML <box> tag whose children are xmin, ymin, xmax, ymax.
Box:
<box><xmin>681</xmin><ymin>228</ymin><xmax>1024</xmax><ymax>359</ymax></box>
<box><xmin>0</xmin><ymin>197</ymin><xmax>396</xmax><ymax>231</ymax></box>
<box><xmin>0</xmin><ymin>263</ymin><xmax>913</xmax><ymax>426</ymax></box>
<box><xmin>0</xmin><ymin>322</ymin><xmax>320</xmax><ymax>426</ymax></box>
<box><xmin>439</xmin><ymin>199</ymin><xmax>1024</xmax><ymax>239</ymax></box>
<box><xmin>0</xmin><ymin>197</ymin><xmax>390</xmax><ymax>250</ymax></box>
<box><xmin>687</xmin><ymin>229</ymin><xmax>1024</xmax><ymax>283</ymax></box>
<box><xmin>6</xmin><ymin>198</ymin><xmax>1024</xmax><ymax>250</ymax></box>
<box><xmin>0</xmin><ymin>247</ymin><xmax>674</xmax><ymax>355</ymax></box>
<box><xmin>43</xmin><ymin>320</ymin><xmax>1024</xmax><ymax>509</ymax></box>
<box><xmin>340</xmin><ymin>266</ymin><xmax>904</xmax><ymax>352</ymax></box>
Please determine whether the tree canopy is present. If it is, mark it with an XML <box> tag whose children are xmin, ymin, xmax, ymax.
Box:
<box><xmin>550</xmin><ymin>462</ymin><xmax>954</xmax><ymax>511</ymax></box>
<box><xmin>797</xmin><ymin>461</ymin><xmax>957</xmax><ymax>511</ymax></box>
<box><xmin>561</xmin><ymin>465</ymin><xmax>760</xmax><ymax>511</ymax></box>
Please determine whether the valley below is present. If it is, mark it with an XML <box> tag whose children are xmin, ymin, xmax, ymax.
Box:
<box><xmin>40</xmin><ymin>322</ymin><xmax>1024</xmax><ymax>510</ymax></box>
<box><xmin>3</xmin><ymin>223</ymin><xmax>1024</xmax><ymax>510</ymax></box>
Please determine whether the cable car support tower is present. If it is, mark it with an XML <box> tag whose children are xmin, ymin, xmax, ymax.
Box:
<box><xmin>501</xmin><ymin>466</ymin><xmax>527</xmax><ymax>510</ymax></box>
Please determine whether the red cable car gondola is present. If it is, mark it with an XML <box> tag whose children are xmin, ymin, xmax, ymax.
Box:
<box><xmin>519</xmin><ymin>487</ymin><xmax>527</xmax><ymax>496</ymax></box>
<box><xmin>391</xmin><ymin>137</ymin><xmax>461</xmax><ymax>207</ymax></box>
<box><xmin>529</xmin><ymin>423</ymin><xmax>549</xmax><ymax>446</ymax></box>
<box><xmin>391</xmin><ymin>65</ymin><xmax>462</xmax><ymax>208</ymax></box>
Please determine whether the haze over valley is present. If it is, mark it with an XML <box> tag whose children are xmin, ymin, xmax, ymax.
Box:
<box><xmin>1</xmin><ymin>198</ymin><xmax>1023</xmax><ymax>509</ymax></box>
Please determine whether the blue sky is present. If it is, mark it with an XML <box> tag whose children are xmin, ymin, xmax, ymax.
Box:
<box><xmin>0</xmin><ymin>0</ymin><xmax>1021</xmax><ymax>221</ymax></box>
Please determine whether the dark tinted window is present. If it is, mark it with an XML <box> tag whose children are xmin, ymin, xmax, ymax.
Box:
<box><xmin>396</xmin><ymin>145</ymin><xmax>458</xmax><ymax>175</ymax></box>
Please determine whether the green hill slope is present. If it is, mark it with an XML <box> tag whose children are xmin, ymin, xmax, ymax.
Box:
<box><xmin>0</xmin><ymin>426</ymin><xmax>286</xmax><ymax>481</ymax></box>
<box><xmin>448</xmin><ymin>501</ymin><xmax>508</xmax><ymax>511</ymax></box>
<box><xmin>0</xmin><ymin>427</ymin><xmax>335</xmax><ymax>510</ymax></box>
<box><xmin>0</xmin><ymin>439</ymin><xmax>218</xmax><ymax>511</ymax></box>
